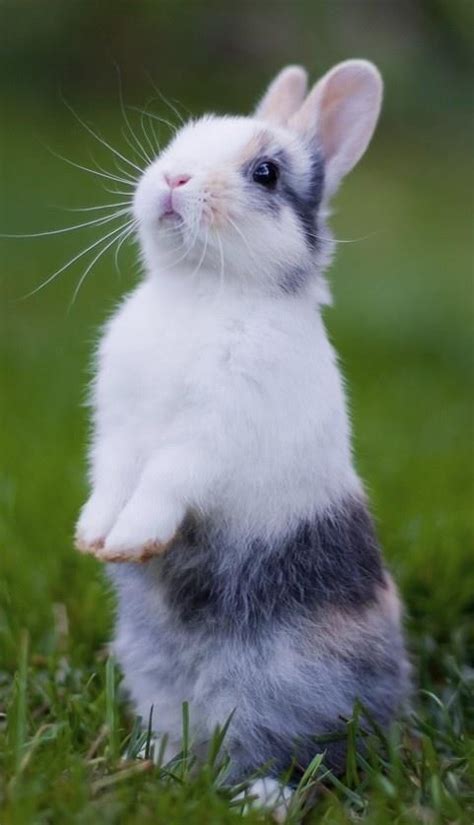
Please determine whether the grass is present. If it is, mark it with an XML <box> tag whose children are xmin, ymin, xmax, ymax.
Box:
<box><xmin>0</xmin><ymin>102</ymin><xmax>473</xmax><ymax>823</ymax></box>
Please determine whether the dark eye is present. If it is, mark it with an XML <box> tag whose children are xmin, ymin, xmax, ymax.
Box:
<box><xmin>252</xmin><ymin>160</ymin><xmax>279</xmax><ymax>188</ymax></box>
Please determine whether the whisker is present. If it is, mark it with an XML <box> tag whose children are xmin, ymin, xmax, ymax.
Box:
<box><xmin>156</xmin><ymin>216</ymin><xmax>186</xmax><ymax>237</ymax></box>
<box><xmin>157</xmin><ymin>227</ymin><xmax>187</xmax><ymax>240</ymax></box>
<box><xmin>90</xmin><ymin>153</ymin><xmax>138</xmax><ymax>184</ymax></box>
<box><xmin>121</xmin><ymin>127</ymin><xmax>151</xmax><ymax>168</ymax></box>
<box><xmin>226</xmin><ymin>215</ymin><xmax>257</xmax><ymax>261</ymax></box>
<box><xmin>161</xmin><ymin>222</ymin><xmax>200</xmax><ymax>269</ymax></box>
<box><xmin>140</xmin><ymin>107</ymin><xmax>159</xmax><ymax>159</ymax></box>
<box><xmin>46</xmin><ymin>146</ymin><xmax>136</xmax><ymax>188</ymax></box>
<box><xmin>114</xmin><ymin>62</ymin><xmax>154</xmax><ymax>165</ymax></box>
<box><xmin>307</xmin><ymin>229</ymin><xmax>379</xmax><ymax>245</ymax></box>
<box><xmin>175</xmin><ymin>202</ymin><xmax>200</xmax><ymax>259</ymax></box>
<box><xmin>1</xmin><ymin>208</ymin><xmax>131</xmax><ymax>239</ymax></box>
<box><xmin>130</xmin><ymin>107</ymin><xmax>178</xmax><ymax>138</ymax></box>
<box><xmin>58</xmin><ymin>201</ymin><xmax>132</xmax><ymax>213</ymax></box>
<box><xmin>183</xmin><ymin>206</ymin><xmax>204</xmax><ymax>263</ymax></box>
<box><xmin>215</xmin><ymin>230</ymin><xmax>225</xmax><ymax>298</ymax></box>
<box><xmin>161</xmin><ymin>238</ymin><xmax>191</xmax><ymax>266</ymax></box>
<box><xmin>224</xmin><ymin>215</ymin><xmax>254</xmax><ymax>288</ymax></box>
<box><xmin>189</xmin><ymin>228</ymin><xmax>209</xmax><ymax>284</ymax></box>
<box><xmin>146</xmin><ymin>74</ymin><xmax>187</xmax><ymax>127</ymax></box>
<box><xmin>112</xmin><ymin>159</ymin><xmax>140</xmax><ymax>183</ymax></box>
<box><xmin>69</xmin><ymin>222</ymin><xmax>134</xmax><ymax>309</ymax></box>
<box><xmin>61</xmin><ymin>96</ymin><xmax>144</xmax><ymax>176</ymax></box>
<box><xmin>146</xmin><ymin>115</ymin><xmax>161</xmax><ymax>154</ymax></box>
<box><xmin>103</xmin><ymin>187</ymin><xmax>135</xmax><ymax>197</ymax></box>
<box><xmin>114</xmin><ymin>222</ymin><xmax>136</xmax><ymax>275</ymax></box>
<box><xmin>19</xmin><ymin>222</ymin><xmax>129</xmax><ymax>300</ymax></box>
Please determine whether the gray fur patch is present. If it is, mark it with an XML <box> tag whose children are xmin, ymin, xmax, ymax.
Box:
<box><xmin>156</xmin><ymin>497</ymin><xmax>385</xmax><ymax>637</ymax></box>
<box><xmin>109</xmin><ymin>497</ymin><xmax>409</xmax><ymax>783</ymax></box>
<box><xmin>242</xmin><ymin>147</ymin><xmax>325</xmax><ymax>250</ymax></box>
<box><xmin>278</xmin><ymin>150</ymin><xmax>324</xmax><ymax>248</ymax></box>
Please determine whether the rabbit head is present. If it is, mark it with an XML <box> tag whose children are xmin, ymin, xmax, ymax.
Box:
<box><xmin>134</xmin><ymin>61</ymin><xmax>382</xmax><ymax>298</ymax></box>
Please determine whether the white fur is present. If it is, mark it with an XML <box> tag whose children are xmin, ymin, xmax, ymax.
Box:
<box><xmin>74</xmin><ymin>61</ymin><xmax>398</xmax><ymax>798</ymax></box>
<box><xmin>78</xmin><ymin>274</ymin><xmax>362</xmax><ymax>555</ymax></box>
<box><xmin>236</xmin><ymin>777</ymin><xmax>293</xmax><ymax>821</ymax></box>
<box><xmin>76</xmin><ymin>63</ymin><xmax>381</xmax><ymax>571</ymax></box>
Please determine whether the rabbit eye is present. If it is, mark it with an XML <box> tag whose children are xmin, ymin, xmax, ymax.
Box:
<box><xmin>252</xmin><ymin>160</ymin><xmax>279</xmax><ymax>188</ymax></box>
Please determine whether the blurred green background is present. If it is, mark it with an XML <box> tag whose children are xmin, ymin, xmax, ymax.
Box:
<box><xmin>1</xmin><ymin>0</ymin><xmax>473</xmax><ymax>666</ymax></box>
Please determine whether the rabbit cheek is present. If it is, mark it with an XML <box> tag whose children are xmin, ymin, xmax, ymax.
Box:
<box><xmin>204</xmin><ymin>174</ymin><xmax>232</xmax><ymax>228</ymax></box>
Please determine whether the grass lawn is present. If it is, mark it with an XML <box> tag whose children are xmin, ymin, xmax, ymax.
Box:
<box><xmin>0</xmin><ymin>103</ymin><xmax>473</xmax><ymax>823</ymax></box>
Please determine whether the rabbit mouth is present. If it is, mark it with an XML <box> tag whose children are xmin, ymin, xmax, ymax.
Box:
<box><xmin>160</xmin><ymin>209</ymin><xmax>181</xmax><ymax>222</ymax></box>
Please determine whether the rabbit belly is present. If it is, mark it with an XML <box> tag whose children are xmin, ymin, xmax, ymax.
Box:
<box><xmin>109</xmin><ymin>498</ymin><xmax>409</xmax><ymax>779</ymax></box>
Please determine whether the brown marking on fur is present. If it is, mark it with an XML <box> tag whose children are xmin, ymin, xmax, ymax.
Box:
<box><xmin>236</xmin><ymin>129</ymin><xmax>272</xmax><ymax>168</ymax></box>
<box><xmin>75</xmin><ymin>536</ymin><xmax>104</xmax><ymax>555</ymax></box>
<box><xmin>313</xmin><ymin>608</ymin><xmax>385</xmax><ymax>659</ymax></box>
<box><xmin>203</xmin><ymin>173</ymin><xmax>231</xmax><ymax>228</ymax></box>
<box><xmin>203</xmin><ymin>130</ymin><xmax>272</xmax><ymax>229</ymax></box>
<box><xmin>307</xmin><ymin>575</ymin><xmax>403</xmax><ymax>660</ymax></box>
<box><xmin>82</xmin><ymin>534</ymin><xmax>179</xmax><ymax>564</ymax></box>
<box><xmin>377</xmin><ymin>571</ymin><xmax>402</xmax><ymax>624</ymax></box>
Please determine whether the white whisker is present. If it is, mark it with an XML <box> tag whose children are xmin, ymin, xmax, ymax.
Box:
<box><xmin>46</xmin><ymin>147</ymin><xmax>136</xmax><ymax>188</ymax></box>
<box><xmin>307</xmin><ymin>229</ymin><xmax>378</xmax><ymax>245</ymax></box>
<box><xmin>19</xmin><ymin>222</ymin><xmax>129</xmax><ymax>300</ymax></box>
<box><xmin>161</xmin><ymin>239</ymin><xmax>190</xmax><ymax>266</ymax></box>
<box><xmin>224</xmin><ymin>215</ymin><xmax>254</xmax><ymax>289</ymax></box>
<box><xmin>146</xmin><ymin>75</ymin><xmax>187</xmax><ymax>127</ymax></box>
<box><xmin>68</xmin><ymin>222</ymin><xmax>134</xmax><ymax>309</ymax></box>
<box><xmin>103</xmin><ymin>187</ymin><xmax>135</xmax><ymax>197</ymax></box>
<box><xmin>114</xmin><ymin>62</ymin><xmax>154</xmax><ymax>166</ymax></box>
<box><xmin>2</xmin><ymin>208</ymin><xmax>131</xmax><ymax>239</ymax></box>
<box><xmin>58</xmin><ymin>201</ymin><xmax>132</xmax><ymax>213</ymax></box>
<box><xmin>189</xmin><ymin>228</ymin><xmax>209</xmax><ymax>284</ymax></box>
<box><xmin>91</xmin><ymin>153</ymin><xmax>138</xmax><ymax>184</ymax></box>
<box><xmin>114</xmin><ymin>222</ymin><xmax>136</xmax><ymax>275</ymax></box>
<box><xmin>215</xmin><ymin>230</ymin><xmax>225</xmax><ymax>298</ymax></box>
<box><xmin>61</xmin><ymin>96</ymin><xmax>144</xmax><ymax>176</ymax></box>
<box><xmin>120</xmin><ymin>127</ymin><xmax>151</xmax><ymax>168</ymax></box>
<box><xmin>161</xmin><ymin>221</ymin><xmax>200</xmax><ymax>270</ymax></box>
<box><xmin>140</xmin><ymin>107</ymin><xmax>159</xmax><ymax>159</ymax></box>
<box><xmin>226</xmin><ymin>215</ymin><xmax>256</xmax><ymax>261</ymax></box>
<box><xmin>146</xmin><ymin>116</ymin><xmax>161</xmax><ymax>154</ymax></box>
<box><xmin>130</xmin><ymin>107</ymin><xmax>178</xmax><ymax>138</ymax></box>
<box><xmin>112</xmin><ymin>159</ymin><xmax>140</xmax><ymax>183</ymax></box>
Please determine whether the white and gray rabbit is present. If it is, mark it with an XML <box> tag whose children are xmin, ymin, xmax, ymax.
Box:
<box><xmin>76</xmin><ymin>60</ymin><xmax>409</xmax><ymax>809</ymax></box>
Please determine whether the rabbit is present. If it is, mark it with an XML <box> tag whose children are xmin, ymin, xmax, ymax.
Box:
<box><xmin>75</xmin><ymin>60</ymin><xmax>410</xmax><ymax>811</ymax></box>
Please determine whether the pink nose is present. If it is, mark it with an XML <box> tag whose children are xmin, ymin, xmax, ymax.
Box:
<box><xmin>165</xmin><ymin>173</ymin><xmax>191</xmax><ymax>189</ymax></box>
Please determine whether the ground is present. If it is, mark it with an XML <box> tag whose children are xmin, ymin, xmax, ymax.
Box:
<box><xmin>0</xmin><ymin>104</ymin><xmax>472</xmax><ymax>823</ymax></box>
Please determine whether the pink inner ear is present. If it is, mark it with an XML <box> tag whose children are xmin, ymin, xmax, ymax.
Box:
<box><xmin>319</xmin><ymin>81</ymin><xmax>363</xmax><ymax>162</ymax></box>
<box><xmin>318</xmin><ymin>67</ymin><xmax>376</xmax><ymax>161</ymax></box>
<box><xmin>255</xmin><ymin>66</ymin><xmax>308</xmax><ymax>125</ymax></box>
<box><xmin>288</xmin><ymin>61</ymin><xmax>382</xmax><ymax>190</ymax></box>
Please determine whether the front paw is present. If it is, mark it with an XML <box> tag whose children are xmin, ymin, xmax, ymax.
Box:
<box><xmin>75</xmin><ymin>493</ymin><xmax>122</xmax><ymax>556</ymax></box>
<box><xmin>98</xmin><ymin>498</ymin><xmax>184</xmax><ymax>563</ymax></box>
<box><xmin>75</xmin><ymin>534</ymin><xmax>105</xmax><ymax>557</ymax></box>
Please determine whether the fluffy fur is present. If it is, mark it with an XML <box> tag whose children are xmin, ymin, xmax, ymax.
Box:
<box><xmin>76</xmin><ymin>60</ymin><xmax>409</xmax><ymax>807</ymax></box>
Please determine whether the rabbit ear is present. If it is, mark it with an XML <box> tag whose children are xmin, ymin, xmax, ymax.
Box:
<box><xmin>289</xmin><ymin>60</ymin><xmax>383</xmax><ymax>195</ymax></box>
<box><xmin>254</xmin><ymin>65</ymin><xmax>308</xmax><ymax>125</ymax></box>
